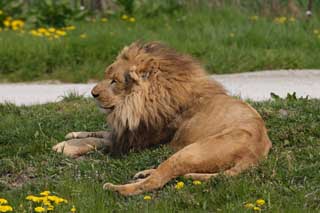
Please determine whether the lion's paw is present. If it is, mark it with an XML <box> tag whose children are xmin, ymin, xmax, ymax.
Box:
<box><xmin>65</xmin><ymin>132</ymin><xmax>88</xmax><ymax>140</ymax></box>
<box><xmin>52</xmin><ymin>140</ymin><xmax>84</xmax><ymax>158</ymax></box>
<box><xmin>133</xmin><ymin>169</ymin><xmax>156</xmax><ymax>180</ymax></box>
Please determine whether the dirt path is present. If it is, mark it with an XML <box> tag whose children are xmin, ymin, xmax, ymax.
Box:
<box><xmin>0</xmin><ymin>70</ymin><xmax>319</xmax><ymax>105</ymax></box>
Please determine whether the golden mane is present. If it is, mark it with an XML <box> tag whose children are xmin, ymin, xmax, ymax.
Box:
<box><xmin>106</xmin><ymin>42</ymin><xmax>226</xmax><ymax>154</ymax></box>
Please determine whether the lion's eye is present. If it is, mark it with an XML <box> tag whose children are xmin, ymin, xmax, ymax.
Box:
<box><xmin>111</xmin><ymin>79</ymin><xmax>117</xmax><ymax>85</ymax></box>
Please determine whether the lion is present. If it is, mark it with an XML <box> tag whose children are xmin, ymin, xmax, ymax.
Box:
<box><xmin>52</xmin><ymin>41</ymin><xmax>272</xmax><ymax>196</ymax></box>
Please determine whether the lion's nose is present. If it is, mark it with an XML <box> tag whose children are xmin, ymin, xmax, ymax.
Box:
<box><xmin>91</xmin><ymin>91</ymin><xmax>99</xmax><ymax>98</ymax></box>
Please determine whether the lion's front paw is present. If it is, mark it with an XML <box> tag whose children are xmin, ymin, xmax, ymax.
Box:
<box><xmin>65</xmin><ymin>132</ymin><xmax>90</xmax><ymax>140</ymax></box>
<box><xmin>52</xmin><ymin>141</ymin><xmax>80</xmax><ymax>158</ymax></box>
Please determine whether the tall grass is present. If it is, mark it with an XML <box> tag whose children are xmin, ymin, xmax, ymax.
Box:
<box><xmin>0</xmin><ymin>5</ymin><xmax>320</xmax><ymax>82</ymax></box>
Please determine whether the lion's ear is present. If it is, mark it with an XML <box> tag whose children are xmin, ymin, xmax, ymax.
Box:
<box><xmin>125</xmin><ymin>71</ymin><xmax>139</xmax><ymax>85</ymax></box>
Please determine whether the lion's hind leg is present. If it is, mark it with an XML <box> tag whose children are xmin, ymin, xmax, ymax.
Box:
<box><xmin>183</xmin><ymin>159</ymin><xmax>256</xmax><ymax>181</ymax></box>
<box><xmin>103</xmin><ymin>129</ymin><xmax>260</xmax><ymax>196</ymax></box>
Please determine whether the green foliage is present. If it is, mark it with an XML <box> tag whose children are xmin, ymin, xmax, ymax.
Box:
<box><xmin>117</xmin><ymin>0</ymin><xmax>135</xmax><ymax>15</ymax></box>
<box><xmin>137</xmin><ymin>0</ymin><xmax>183</xmax><ymax>17</ymax></box>
<box><xmin>0</xmin><ymin>98</ymin><xmax>320</xmax><ymax>211</ymax></box>
<box><xmin>27</xmin><ymin>0</ymin><xmax>75</xmax><ymax>28</ymax></box>
<box><xmin>0</xmin><ymin>0</ymin><xmax>25</xmax><ymax>18</ymax></box>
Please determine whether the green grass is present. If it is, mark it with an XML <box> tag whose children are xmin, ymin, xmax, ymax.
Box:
<box><xmin>1</xmin><ymin>6</ymin><xmax>320</xmax><ymax>82</ymax></box>
<box><xmin>0</xmin><ymin>97</ymin><xmax>319</xmax><ymax>212</ymax></box>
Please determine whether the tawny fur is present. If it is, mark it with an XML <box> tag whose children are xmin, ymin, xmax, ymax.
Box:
<box><xmin>52</xmin><ymin>41</ymin><xmax>272</xmax><ymax>195</ymax></box>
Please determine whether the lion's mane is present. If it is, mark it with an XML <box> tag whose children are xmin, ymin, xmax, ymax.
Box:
<box><xmin>107</xmin><ymin>42</ymin><xmax>226</xmax><ymax>155</ymax></box>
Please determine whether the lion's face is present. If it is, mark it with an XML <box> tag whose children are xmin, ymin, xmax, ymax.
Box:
<box><xmin>91</xmin><ymin>45</ymin><xmax>144</xmax><ymax>114</ymax></box>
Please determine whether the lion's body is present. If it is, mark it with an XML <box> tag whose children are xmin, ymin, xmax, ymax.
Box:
<box><xmin>53</xmin><ymin>42</ymin><xmax>272</xmax><ymax>195</ymax></box>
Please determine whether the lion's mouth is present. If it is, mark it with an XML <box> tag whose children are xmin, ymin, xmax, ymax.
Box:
<box><xmin>95</xmin><ymin>101</ymin><xmax>115</xmax><ymax>114</ymax></box>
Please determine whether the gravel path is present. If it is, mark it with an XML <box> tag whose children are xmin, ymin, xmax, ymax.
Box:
<box><xmin>0</xmin><ymin>70</ymin><xmax>319</xmax><ymax>105</ymax></box>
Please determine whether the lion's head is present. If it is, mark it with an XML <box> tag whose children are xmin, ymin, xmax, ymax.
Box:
<box><xmin>92</xmin><ymin>41</ymin><xmax>225</xmax><ymax>149</ymax></box>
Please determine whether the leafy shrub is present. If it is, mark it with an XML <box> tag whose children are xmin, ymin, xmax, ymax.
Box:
<box><xmin>117</xmin><ymin>0</ymin><xmax>135</xmax><ymax>15</ymax></box>
<box><xmin>27</xmin><ymin>0</ymin><xmax>75</xmax><ymax>28</ymax></box>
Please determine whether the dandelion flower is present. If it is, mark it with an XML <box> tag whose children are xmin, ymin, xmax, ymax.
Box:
<box><xmin>289</xmin><ymin>17</ymin><xmax>296</xmax><ymax>22</ymax></box>
<box><xmin>34</xmin><ymin>206</ymin><xmax>45</xmax><ymax>213</ymax></box>
<box><xmin>65</xmin><ymin>25</ymin><xmax>76</xmax><ymax>31</ymax></box>
<box><xmin>3</xmin><ymin>20</ymin><xmax>10</xmax><ymax>28</ymax></box>
<box><xmin>143</xmin><ymin>195</ymin><xmax>152</xmax><ymax>200</ymax></box>
<box><xmin>250</xmin><ymin>15</ymin><xmax>258</xmax><ymax>21</ymax></box>
<box><xmin>129</xmin><ymin>17</ymin><xmax>136</xmax><ymax>22</ymax></box>
<box><xmin>253</xmin><ymin>206</ymin><xmax>261</xmax><ymax>211</ymax></box>
<box><xmin>26</xmin><ymin>195</ymin><xmax>43</xmax><ymax>202</ymax></box>
<box><xmin>48</xmin><ymin>28</ymin><xmax>56</xmax><ymax>33</ymax></box>
<box><xmin>56</xmin><ymin>30</ymin><xmax>66</xmax><ymax>36</ymax></box>
<box><xmin>192</xmin><ymin>180</ymin><xmax>202</xmax><ymax>185</ymax></box>
<box><xmin>37</xmin><ymin>28</ymin><xmax>47</xmax><ymax>34</ymax></box>
<box><xmin>11</xmin><ymin>20</ymin><xmax>24</xmax><ymax>29</ymax></box>
<box><xmin>274</xmin><ymin>16</ymin><xmax>287</xmax><ymax>24</ymax></box>
<box><xmin>175</xmin><ymin>181</ymin><xmax>184</xmax><ymax>189</ymax></box>
<box><xmin>80</xmin><ymin>33</ymin><xmax>87</xmax><ymax>39</ymax></box>
<box><xmin>0</xmin><ymin>205</ymin><xmax>13</xmax><ymax>212</ymax></box>
<box><xmin>244</xmin><ymin>203</ymin><xmax>255</xmax><ymax>209</ymax></box>
<box><xmin>0</xmin><ymin>198</ymin><xmax>8</xmax><ymax>205</ymax></box>
<box><xmin>47</xmin><ymin>205</ymin><xmax>54</xmax><ymax>211</ymax></box>
<box><xmin>30</xmin><ymin>30</ymin><xmax>42</xmax><ymax>37</ymax></box>
<box><xmin>71</xmin><ymin>206</ymin><xmax>76</xmax><ymax>212</ymax></box>
<box><xmin>121</xmin><ymin>14</ymin><xmax>128</xmax><ymax>20</ymax></box>
<box><xmin>101</xmin><ymin>18</ymin><xmax>108</xmax><ymax>22</ymax></box>
<box><xmin>255</xmin><ymin>199</ymin><xmax>265</xmax><ymax>206</ymax></box>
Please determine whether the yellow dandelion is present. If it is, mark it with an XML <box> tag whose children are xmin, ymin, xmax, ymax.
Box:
<box><xmin>26</xmin><ymin>195</ymin><xmax>42</xmax><ymax>202</ymax></box>
<box><xmin>250</xmin><ymin>15</ymin><xmax>258</xmax><ymax>21</ymax></box>
<box><xmin>101</xmin><ymin>18</ymin><xmax>108</xmax><ymax>22</ymax></box>
<box><xmin>0</xmin><ymin>205</ymin><xmax>13</xmax><ymax>212</ymax></box>
<box><xmin>30</xmin><ymin>30</ymin><xmax>41</xmax><ymax>37</ymax></box>
<box><xmin>192</xmin><ymin>180</ymin><xmax>202</xmax><ymax>185</ymax></box>
<box><xmin>255</xmin><ymin>199</ymin><xmax>265</xmax><ymax>206</ymax></box>
<box><xmin>56</xmin><ymin>30</ymin><xmax>66</xmax><ymax>36</ymax></box>
<box><xmin>37</xmin><ymin>28</ymin><xmax>47</xmax><ymax>33</ymax></box>
<box><xmin>48</xmin><ymin>28</ymin><xmax>56</xmax><ymax>33</ymax></box>
<box><xmin>129</xmin><ymin>17</ymin><xmax>136</xmax><ymax>22</ymax></box>
<box><xmin>229</xmin><ymin>32</ymin><xmax>235</xmax><ymax>38</ymax></box>
<box><xmin>253</xmin><ymin>206</ymin><xmax>261</xmax><ymax>211</ymax></box>
<box><xmin>244</xmin><ymin>203</ymin><xmax>255</xmax><ymax>209</ymax></box>
<box><xmin>3</xmin><ymin>20</ymin><xmax>10</xmax><ymax>28</ymax></box>
<box><xmin>65</xmin><ymin>25</ymin><xmax>76</xmax><ymax>31</ymax></box>
<box><xmin>121</xmin><ymin>14</ymin><xmax>128</xmax><ymax>20</ymax></box>
<box><xmin>175</xmin><ymin>181</ymin><xmax>184</xmax><ymax>189</ymax></box>
<box><xmin>34</xmin><ymin>206</ymin><xmax>45</xmax><ymax>213</ymax></box>
<box><xmin>80</xmin><ymin>33</ymin><xmax>87</xmax><ymax>39</ymax></box>
<box><xmin>143</xmin><ymin>195</ymin><xmax>152</xmax><ymax>200</ymax></box>
<box><xmin>71</xmin><ymin>206</ymin><xmax>76</xmax><ymax>212</ymax></box>
<box><xmin>11</xmin><ymin>20</ymin><xmax>24</xmax><ymax>29</ymax></box>
<box><xmin>289</xmin><ymin>17</ymin><xmax>296</xmax><ymax>22</ymax></box>
<box><xmin>47</xmin><ymin>205</ymin><xmax>54</xmax><ymax>211</ymax></box>
<box><xmin>274</xmin><ymin>16</ymin><xmax>287</xmax><ymax>24</ymax></box>
<box><xmin>0</xmin><ymin>198</ymin><xmax>8</xmax><ymax>205</ymax></box>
